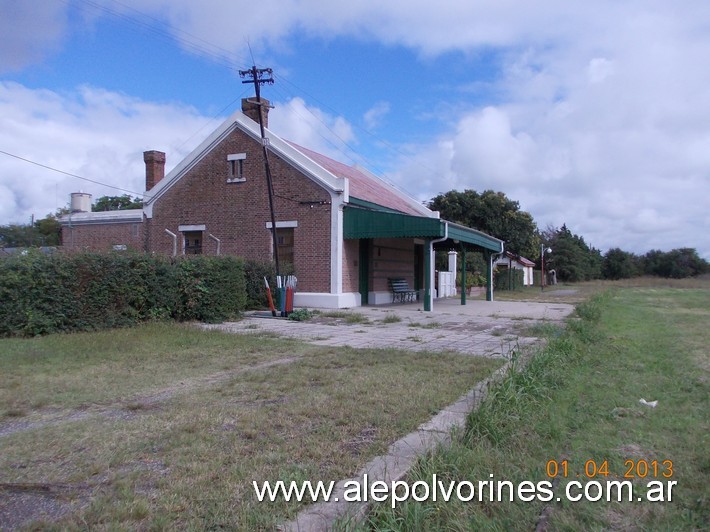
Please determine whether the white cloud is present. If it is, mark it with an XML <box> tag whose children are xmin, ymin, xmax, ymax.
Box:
<box><xmin>0</xmin><ymin>82</ymin><xmax>208</xmax><ymax>223</ymax></box>
<box><xmin>363</xmin><ymin>101</ymin><xmax>390</xmax><ymax>130</ymax></box>
<box><xmin>0</xmin><ymin>0</ymin><xmax>68</xmax><ymax>73</ymax></box>
<box><xmin>1</xmin><ymin>0</ymin><xmax>709</xmax><ymax>258</ymax></box>
<box><xmin>269</xmin><ymin>97</ymin><xmax>357</xmax><ymax>160</ymax></box>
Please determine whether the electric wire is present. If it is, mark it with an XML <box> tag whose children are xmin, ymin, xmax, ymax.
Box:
<box><xmin>73</xmin><ymin>0</ymin><xmax>440</xmax><ymax>192</ymax></box>
<box><xmin>70</xmin><ymin>0</ymin><xmax>251</xmax><ymax>71</ymax></box>
<box><xmin>24</xmin><ymin>0</ymin><xmax>439</xmax><ymax>209</ymax></box>
<box><xmin>0</xmin><ymin>149</ymin><xmax>145</xmax><ymax>198</ymax></box>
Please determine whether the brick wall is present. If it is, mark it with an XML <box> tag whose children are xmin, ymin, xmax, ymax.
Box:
<box><xmin>146</xmin><ymin>127</ymin><xmax>333</xmax><ymax>293</ymax></box>
<box><xmin>62</xmin><ymin>222</ymin><xmax>144</xmax><ymax>252</ymax></box>
<box><xmin>342</xmin><ymin>238</ymin><xmax>360</xmax><ymax>293</ymax></box>
<box><xmin>370</xmin><ymin>238</ymin><xmax>415</xmax><ymax>291</ymax></box>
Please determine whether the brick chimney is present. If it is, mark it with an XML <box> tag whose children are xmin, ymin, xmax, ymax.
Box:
<box><xmin>241</xmin><ymin>98</ymin><xmax>271</xmax><ymax>128</ymax></box>
<box><xmin>144</xmin><ymin>150</ymin><xmax>166</xmax><ymax>191</ymax></box>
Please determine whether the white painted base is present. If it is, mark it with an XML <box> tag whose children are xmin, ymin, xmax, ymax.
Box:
<box><xmin>294</xmin><ymin>292</ymin><xmax>361</xmax><ymax>309</ymax></box>
<box><xmin>368</xmin><ymin>291</ymin><xmax>394</xmax><ymax>305</ymax></box>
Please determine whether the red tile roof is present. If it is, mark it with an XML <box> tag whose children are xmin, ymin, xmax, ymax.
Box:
<box><xmin>504</xmin><ymin>251</ymin><xmax>535</xmax><ymax>266</ymax></box>
<box><xmin>286</xmin><ymin>142</ymin><xmax>427</xmax><ymax>216</ymax></box>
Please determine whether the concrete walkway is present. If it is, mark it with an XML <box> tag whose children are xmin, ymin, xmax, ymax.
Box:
<box><xmin>204</xmin><ymin>298</ymin><xmax>574</xmax><ymax>359</ymax></box>
<box><xmin>206</xmin><ymin>298</ymin><xmax>575</xmax><ymax>531</ymax></box>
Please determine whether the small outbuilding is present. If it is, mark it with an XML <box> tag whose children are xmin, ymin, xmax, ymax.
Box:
<box><xmin>493</xmin><ymin>251</ymin><xmax>535</xmax><ymax>286</ymax></box>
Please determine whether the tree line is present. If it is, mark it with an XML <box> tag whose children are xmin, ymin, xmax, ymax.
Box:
<box><xmin>429</xmin><ymin>189</ymin><xmax>708</xmax><ymax>281</ymax></box>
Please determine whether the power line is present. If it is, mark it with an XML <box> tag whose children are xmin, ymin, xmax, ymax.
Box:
<box><xmin>270</xmin><ymin>75</ymin><xmax>435</xmax><ymax>202</ymax></box>
<box><xmin>0</xmin><ymin>149</ymin><xmax>144</xmax><ymax>197</ymax></box>
<box><xmin>69</xmin><ymin>0</ymin><xmax>442</xmax><ymax>201</ymax></box>
<box><xmin>76</xmin><ymin>0</ymin><xmax>441</xmax><ymax>189</ymax></box>
<box><xmin>70</xmin><ymin>0</ymin><xmax>251</xmax><ymax>71</ymax></box>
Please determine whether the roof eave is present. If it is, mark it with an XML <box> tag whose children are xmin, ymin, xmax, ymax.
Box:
<box><xmin>143</xmin><ymin>112</ymin><xmax>348</xmax><ymax>218</ymax></box>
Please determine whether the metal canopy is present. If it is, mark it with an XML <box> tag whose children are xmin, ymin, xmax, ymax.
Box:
<box><xmin>343</xmin><ymin>205</ymin><xmax>503</xmax><ymax>252</ymax></box>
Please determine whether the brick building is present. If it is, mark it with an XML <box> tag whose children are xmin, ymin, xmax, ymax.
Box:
<box><xmin>61</xmin><ymin>99</ymin><xmax>503</xmax><ymax>310</ymax></box>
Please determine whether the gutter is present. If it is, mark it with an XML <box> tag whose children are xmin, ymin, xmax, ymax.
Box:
<box><xmin>426</xmin><ymin>221</ymin><xmax>449</xmax><ymax>311</ymax></box>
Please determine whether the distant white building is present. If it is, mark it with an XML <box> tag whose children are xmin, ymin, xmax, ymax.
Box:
<box><xmin>494</xmin><ymin>252</ymin><xmax>535</xmax><ymax>286</ymax></box>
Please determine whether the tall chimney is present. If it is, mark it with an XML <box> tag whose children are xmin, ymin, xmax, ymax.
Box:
<box><xmin>144</xmin><ymin>150</ymin><xmax>166</xmax><ymax>191</ymax></box>
<box><xmin>241</xmin><ymin>98</ymin><xmax>271</xmax><ymax>128</ymax></box>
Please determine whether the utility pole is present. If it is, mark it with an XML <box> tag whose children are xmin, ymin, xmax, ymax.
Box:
<box><xmin>239</xmin><ymin>66</ymin><xmax>280</xmax><ymax>278</ymax></box>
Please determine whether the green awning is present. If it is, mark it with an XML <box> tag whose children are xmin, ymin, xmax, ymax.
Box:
<box><xmin>446</xmin><ymin>221</ymin><xmax>504</xmax><ymax>252</ymax></box>
<box><xmin>343</xmin><ymin>205</ymin><xmax>503</xmax><ymax>252</ymax></box>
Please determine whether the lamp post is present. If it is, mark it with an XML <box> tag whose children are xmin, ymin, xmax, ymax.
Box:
<box><xmin>541</xmin><ymin>245</ymin><xmax>552</xmax><ymax>291</ymax></box>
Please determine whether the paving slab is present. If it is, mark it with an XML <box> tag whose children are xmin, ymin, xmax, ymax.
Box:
<box><xmin>204</xmin><ymin>298</ymin><xmax>573</xmax><ymax>360</ymax></box>
<box><xmin>205</xmin><ymin>299</ymin><xmax>575</xmax><ymax>531</ymax></box>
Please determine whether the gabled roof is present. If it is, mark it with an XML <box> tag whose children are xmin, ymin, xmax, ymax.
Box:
<box><xmin>496</xmin><ymin>251</ymin><xmax>535</xmax><ymax>266</ymax></box>
<box><xmin>142</xmin><ymin>109</ymin><xmax>434</xmax><ymax>219</ymax></box>
<box><xmin>287</xmin><ymin>142</ymin><xmax>433</xmax><ymax>217</ymax></box>
<box><xmin>143</xmin><ymin>111</ymin><xmax>349</xmax><ymax>218</ymax></box>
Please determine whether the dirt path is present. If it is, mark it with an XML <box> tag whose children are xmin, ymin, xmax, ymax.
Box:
<box><xmin>0</xmin><ymin>355</ymin><xmax>301</xmax><ymax>440</ymax></box>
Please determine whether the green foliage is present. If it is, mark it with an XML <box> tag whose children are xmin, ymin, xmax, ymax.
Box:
<box><xmin>493</xmin><ymin>267</ymin><xmax>525</xmax><ymax>290</ymax></box>
<box><xmin>429</xmin><ymin>189</ymin><xmax>540</xmax><ymax>258</ymax></box>
<box><xmin>599</xmin><ymin>247</ymin><xmax>708</xmax><ymax>280</ymax></box>
<box><xmin>0</xmin><ymin>252</ymin><xmax>247</xmax><ymax>337</ymax></box>
<box><xmin>0</xmin><ymin>220</ymin><xmax>60</xmax><ymax>247</ymax></box>
<box><xmin>602</xmin><ymin>247</ymin><xmax>640</xmax><ymax>280</ymax></box>
<box><xmin>173</xmin><ymin>255</ymin><xmax>247</xmax><ymax>323</ymax></box>
<box><xmin>542</xmin><ymin>224</ymin><xmax>602</xmax><ymax>282</ymax></box>
<box><xmin>0</xmin><ymin>224</ymin><xmax>37</xmax><ymax>248</ymax></box>
<box><xmin>242</xmin><ymin>259</ymin><xmax>295</xmax><ymax>310</ymax></box>
<box><xmin>456</xmin><ymin>270</ymin><xmax>486</xmax><ymax>289</ymax></box>
<box><xmin>642</xmin><ymin>248</ymin><xmax>708</xmax><ymax>278</ymax></box>
<box><xmin>0</xmin><ymin>208</ymin><xmax>67</xmax><ymax>248</ymax></box>
<box><xmin>92</xmin><ymin>194</ymin><xmax>143</xmax><ymax>212</ymax></box>
<box><xmin>288</xmin><ymin>308</ymin><xmax>315</xmax><ymax>321</ymax></box>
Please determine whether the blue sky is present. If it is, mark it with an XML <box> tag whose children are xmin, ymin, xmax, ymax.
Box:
<box><xmin>1</xmin><ymin>0</ymin><xmax>709</xmax><ymax>259</ymax></box>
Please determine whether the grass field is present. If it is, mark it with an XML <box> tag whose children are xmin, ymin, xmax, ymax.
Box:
<box><xmin>362</xmin><ymin>281</ymin><xmax>709</xmax><ymax>530</ymax></box>
<box><xmin>0</xmin><ymin>323</ymin><xmax>502</xmax><ymax>529</ymax></box>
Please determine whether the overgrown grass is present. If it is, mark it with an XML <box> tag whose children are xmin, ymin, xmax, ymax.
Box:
<box><xmin>319</xmin><ymin>311</ymin><xmax>371</xmax><ymax>324</ymax></box>
<box><xmin>408</xmin><ymin>321</ymin><xmax>442</xmax><ymax>329</ymax></box>
<box><xmin>0</xmin><ymin>324</ymin><xmax>502</xmax><ymax>529</ymax></box>
<box><xmin>361</xmin><ymin>284</ymin><xmax>709</xmax><ymax>530</ymax></box>
<box><xmin>380</xmin><ymin>314</ymin><xmax>402</xmax><ymax>324</ymax></box>
<box><xmin>0</xmin><ymin>322</ymin><xmax>291</xmax><ymax>416</ymax></box>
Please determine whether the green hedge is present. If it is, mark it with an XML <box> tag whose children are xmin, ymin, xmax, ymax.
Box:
<box><xmin>0</xmin><ymin>251</ymin><xmax>249</xmax><ymax>337</ymax></box>
<box><xmin>493</xmin><ymin>267</ymin><xmax>525</xmax><ymax>291</ymax></box>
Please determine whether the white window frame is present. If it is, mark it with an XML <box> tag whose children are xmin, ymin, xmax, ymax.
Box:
<box><xmin>227</xmin><ymin>153</ymin><xmax>247</xmax><ymax>183</ymax></box>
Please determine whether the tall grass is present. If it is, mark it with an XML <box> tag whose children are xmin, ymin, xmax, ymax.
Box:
<box><xmin>361</xmin><ymin>286</ymin><xmax>709</xmax><ymax>530</ymax></box>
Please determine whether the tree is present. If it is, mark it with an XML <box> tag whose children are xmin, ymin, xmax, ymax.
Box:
<box><xmin>0</xmin><ymin>206</ymin><xmax>69</xmax><ymax>248</ymax></box>
<box><xmin>429</xmin><ymin>189</ymin><xmax>539</xmax><ymax>258</ymax></box>
<box><xmin>644</xmin><ymin>248</ymin><xmax>709</xmax><ymax>278</ymax></box>
<box><xmin>92</xmin><ymin>195</ymin><xmax>143</xmax><ymax>212</ymax></box>
<box><xmin>602</xmin><ymin>248</ymin><xmax>639</xmax><ymax>280</ymax></box>
<box><xmin>542</xmin><ymin>224</ymin><xmax>602</xmax><ymax>282</ymax></box>
<box><xmin>0</xmin><ymin>224</ymin><xmax>36</xmax><ymax>248</ymax></box>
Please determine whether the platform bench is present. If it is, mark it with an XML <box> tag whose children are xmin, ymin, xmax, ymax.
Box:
<box><xmin>388</xmin><ymin>278</ymin><xmax>417</xmax><ymax>303</ymax></box>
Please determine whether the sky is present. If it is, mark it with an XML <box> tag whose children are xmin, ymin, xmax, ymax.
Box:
<box><xmin>1</xmin><ymin>0</ymin><xmax>708</xmax><ymax>259</ymax></box>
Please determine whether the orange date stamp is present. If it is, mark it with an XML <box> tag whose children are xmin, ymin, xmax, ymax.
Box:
<box><xmin>546</xmin><ymin>459</ymin><xmax>673</xmax><ymax>479</ymax></box>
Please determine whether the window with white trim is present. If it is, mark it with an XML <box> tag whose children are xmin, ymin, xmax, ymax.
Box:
<box><xmin>227</xmin><ymin>153</ymin><xmax>246</xmax><ymax>183</ymax></box>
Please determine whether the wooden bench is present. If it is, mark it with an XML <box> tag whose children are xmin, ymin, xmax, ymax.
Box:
<box><xmin>388</xmin><ymin>278</ymin><xmax>417</xmax><ymax>303</ymax></box>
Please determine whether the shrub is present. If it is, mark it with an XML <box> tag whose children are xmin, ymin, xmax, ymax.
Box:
<box><xmin>493</xmin><ymin>268</ymin><xmax>525</xmax><ymax>291</ymax></box>
<box><xmin>0</xmin><ymin>251</ymin><xmax>248</xmax><ymax>336</ymax></box>
<box><xmin>242</xmin><ymin>259</ymin><xmax>295</xmax><ymax>310</ymax></box>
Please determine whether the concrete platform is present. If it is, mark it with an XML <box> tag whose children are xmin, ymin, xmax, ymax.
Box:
<box><xmin>204</xmin><ymin>298</ymin><xmax>574</xmax><ymax>359</ymax></box>
<box><xmin>203</xmin><ymin>298</ymin><xmax>576</xmax><ymax>530</ymax></box>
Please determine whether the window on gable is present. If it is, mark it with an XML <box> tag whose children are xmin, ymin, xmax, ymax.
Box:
<box><xmin>227</xmin><ymin>153</ymin><xmax>246</xmax><ymax>183</ymax></box>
